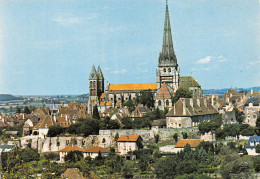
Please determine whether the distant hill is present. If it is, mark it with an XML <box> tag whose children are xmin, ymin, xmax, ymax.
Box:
<box><xmin>0</xmin><ymin>94</ymin><xmax>23</xmax><ymax>101</ymax></box>
<box><xmin>77</xmin><ymin>94</ymin><xmax>89</xmax><ymax>99</ymax></box>
<box><xmin>203</xmin><ymin>86</ymin><xmax>260</xmax><ymax>97</ymax></box>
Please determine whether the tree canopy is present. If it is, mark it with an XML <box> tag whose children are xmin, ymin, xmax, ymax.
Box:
<box><xmin>136</xmin><ymin>90</ymin><xmax>154</xmax><ymax>109</ymax></box>
<box><xmin>47</xmin><ymin>125</ymin><xmax>63</xmax><ymax>137</ymax></box>
<box><xmin>172</xmin><ymin>87</ymin><xmax>192</xmax><ymax>104</ymax></box>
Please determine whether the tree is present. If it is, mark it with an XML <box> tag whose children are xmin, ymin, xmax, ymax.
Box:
<box><xmin>173</xmin><ymin>133</ymin><xmax>178</xmax><ymax>142</ymax></box>
<box><xmin>92</xmin><ymin>105</ymin><xmax>100</xmax><ymax>119</ymax></box>
<box><xmin>241</xmin><ymin>126</ymin><xmax>255</xmax><ymax>136</ymax></box>
<box><xmin>64</xmin><ymin>150</ymin><xmax>83</xmax><ymax>162</ymax></box>
<box><xmin>154</xmin><ymin>156</ymin><xmax>178</xmax><ymax>178</ymax></box>
<box><xmin>47</xmin><ymin>125</ymin><xmax>63</xmax><ymax>137</ymax></box>
<box><xmin>80</xmin><ymin>118</ymin><xmax>100</xmax><ymax>137</ymax></box>
<box><xmin>223</xmin><ymin>124</ymin><xmax>240</xmax><ymax>140</ymax></box>
<box><xmin>114</xmin><ymin>133</ymin><xmax>119</xmax><ymax>141</ymax></box>
<box><xmin>154</xmin><ymin>134</ymin><xmax>160</xmax><ymax>143</ymax></box>
<box><xmin>136</xmin><ymin>90</ymin><xmax>154</xmax><ymax>109</ymax></box>
<box><xmin>123</xmin><ymin>100</ymin><xmax>135</xmax><ymax>112</ymax></box>
<box><xmin>23</xmin><ymin>106</ymin><xmax>31</xmax><ymax>114</ymax></box>
<box><xmin>182</xmin><ymin>132</ymin><xmax>188</xmax><ymax>139</ymax></box>
<box><xmin>235</xmin><ymin>108</ymin><xmax>244</xmax><ymax>124</ymax></box>
<box><xmin>16</xmin><ymin>107</ymin><xmax>21</xmax><ymax>114</ymax></box>
<box><xmin>121</xmin><ymin>164</ymin><xmax>134</xmax><ymax>178</ymax></box>
<box><xmin>255</xmin><ymin>117</ymin><xmax>260</xmax><ymax>135</ymax></box>
<box><xmin>108</xmin><ymin>120</ymin><xmax>120</xmax><ymax>129</ymax></box>
<box><xmin>256</xmin><ymin>144</ymin><xmax>260</xmax><ymax>153</ymax></box>
<box><xmin>217</xmin><ymin>146</ymin><xmax>253</xmax><ymax>179</ymax></box>
<box><xmin>20</xmin><ymin>148</ymin><xmax>40</xmax><ymax>162</ymax></box>
<box><xmin>172</xmin><ymin>87</ymin><xmax>192</xmax><ymax>104</ymax></box>
<box><xmin>199</xmin><ymin>115</ymin><xmax>223</xmax><ymax>140</ymax></box>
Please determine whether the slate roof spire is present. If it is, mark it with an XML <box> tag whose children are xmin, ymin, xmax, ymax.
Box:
<box><xmin>159</xmin><ymin>0</ymin><xmax>177</xmax><ymax>67</ymax></box>
<box><xmin>97</xmin><ymin>65</ymin><xmax>104</xmax><ymax>79</ymax></box>
<box><xmin>89</xmin><ymin>65</ymin><xmax>97</xmax><ymax>80</ymax></box>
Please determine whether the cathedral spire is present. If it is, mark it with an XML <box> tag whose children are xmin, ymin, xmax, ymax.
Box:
<box><xmin>97</xmin><ymin>65</ymin><xmax>104</xmax><ymax>79</ymax></box>
<box><xmin>89</xmin><ymin>65</ymin><xmax>97</xmax><ymax>80</ymax></box>
<box><xmin>159</xmin><ymin>0</ymin><xmax>177</xmax><ymax>67</ymax></box>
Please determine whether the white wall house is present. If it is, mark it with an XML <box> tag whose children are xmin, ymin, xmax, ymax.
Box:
<box><xmin>246</xmin><ymin>136</ymin><xmax>260</xmax><ymax>155</ymax></box>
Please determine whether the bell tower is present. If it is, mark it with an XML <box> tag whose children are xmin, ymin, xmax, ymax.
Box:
<box><xmin>156</xmin><ymin>0</ymin><xmax>180</xmax><ymax>91</ymax></box>
<box><xmin>88</xmin><ymin>65</ymin><xmax>104</xmax><ymax>114</ymax></box>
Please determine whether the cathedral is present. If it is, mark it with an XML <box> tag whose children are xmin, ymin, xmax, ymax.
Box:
<box><xmin>88</xmin><ymin>1</ymin><xmax>203</xmax><ymax>114</ymax></box>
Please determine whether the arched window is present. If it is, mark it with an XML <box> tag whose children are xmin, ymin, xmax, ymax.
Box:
<box><xmin>163</xmin><ymin>68</ymin><xmax>166</xmax><ymax>72</ymax></box>
<box><xmin>166</xmin><ymin>100</ymin><xmax>169</xmax><ymax>106</ymax></box>
<box><xmin>90</xmin><ymin>81</ymin><xmax>93</xmax><ymax>88</ymax></box>
<box><xmin>168</xmin><ymin>68</ymin><xmax>171</xmax><ymax>72</ymax></box>
<box><xmin>158</xmin><ymin>100</ymin><xmax>161</xmax><ymax>106</ymax></box>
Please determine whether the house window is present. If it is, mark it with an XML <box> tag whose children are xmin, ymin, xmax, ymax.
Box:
<box><xmin>166</xmin><ymin>100</ymin><xmax>169</xmax><ymax>106</ymax></box>
<box><xmin>164</xmin><ymin>68</ymin><xmax>166</xmax><ymax>72</ymax></box>
<box><xmin>168</xmin><ymin>68</ymin><xmax>171</xmax><ymax>72</ymax></box>
<box><xmin>158</xmin><ymin>100</ymin><xmax>161</xmax><ymax>106</ymax></box>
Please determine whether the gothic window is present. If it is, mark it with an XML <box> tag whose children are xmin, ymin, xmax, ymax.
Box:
<box><xmin>158</xmin><ymin>100</ymin><xmax>161</xmax><ymax>106</ymax></box>
<box><xmin>90</xmin><ymin>81</ymin><xmax>93</xmax><ymax>88</ymax></box>
<box><xmin>168</xmin><ymin>68</ymin><xmax>171</xmax><ymax>72</ymax></box>
<box><xmin>163</xmin><ymin>68</ymin><xmax>166</xmax><ymax>72</ymax></box>
<box><xmin>93</xmin><ymin>81</ymin><xmax>96</xmax><ymax>87</ymax></box>
<box><xmin>166</xmin><ymin>100</ymin><xmax>169</xmax><ymax>106</ymax></box>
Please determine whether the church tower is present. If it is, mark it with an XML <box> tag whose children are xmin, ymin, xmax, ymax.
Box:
<box><xmin>156</xmin><ymin>0</ymin><xmax>180</xmax><ymax>91</ymax></box>
<box><xmin>88</xmin><ymin>65</ymin><xmax>104</xmax><ymax>114</ymax></box>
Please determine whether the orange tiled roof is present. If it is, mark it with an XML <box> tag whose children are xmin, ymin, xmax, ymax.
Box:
<box><xmin>115</xmin><ymin>101</ymin><xmax>120</xmax><ymax>107</ymax></box>
<box><xmin>175</xmin><ymin>139</ymin><xmax>204</xmax><ymax>148</ymax></box>
<box><xmin>117</xmin><ymin>135</ymin><xmax>141</xmax><ymax>142</ymax></box>
<box><xmin>156</xmin><ymin>82</ymin><xmax>172</xmax><ymax>99</ymax></box>
<box><xmin>109</xmin><ymin>83</ymin><xmax>157</xmax><ymax>91</ymax></box>
<box><xmin>85</xmin><ymin>146</ymin><xmax>110</xmax><ymax>153</ymax></box>
<box><xmin>100</xmin><ymin>102</ymin><xmax>105</xmax><ymax>107</ymax></box>
<box><xmin>60</xmin><ymin>146</ymin><xmax>86</xmax><ymax>152</ymax></box>
<box><xmin>100</xmin><ymin>93</ymin><xmax>105</xmax><ymax>99</ymax></box>
<box><xmin>106</xmin><ymin>101</ymin><xmax>112</xmax><ymax>106</ymax></box>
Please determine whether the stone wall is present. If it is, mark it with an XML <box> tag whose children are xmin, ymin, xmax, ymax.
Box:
<box><xmin>20</xmin><ymin>128</ymin><xmax>200</xmax><ymax>153</ymax></box>
<box><xmin>99</xmin><ymin>128</ymin><xmax>199</xmax><ymax>143</ymax></box>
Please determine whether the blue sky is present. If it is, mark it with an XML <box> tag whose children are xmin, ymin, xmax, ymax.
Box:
<box><xmin>0</xmin><ymin>0</ymin><xmax>259</xmax><ymax>95</ymax></box>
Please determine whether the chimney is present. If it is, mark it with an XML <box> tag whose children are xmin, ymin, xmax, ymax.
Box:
<box><xmin>204</xmin><ymin>98</ymin><xmax>207</xmax><ymax>107</ymax></box>
<box><xmin>53</xmin><ymin>103</ymin><xmax>55</xmax><ymax>110</ymax></box>
<box><xmin>174</xmin><ymin>104</ymin><xmax>176</xmax><ymax>115</ymax></box>
<box><xmin>197</xmin><ymin>98</ymin><xmax>200</xmax><ymax>107</ymax></box>
<box><xmin>65</xmin><ymin>115</ymin><xmax>68</xmax><ymax>121</ymax></box>
<box><xmin>182</xmin><ymin>99</ymin><xmax>186</xmax><ymax>115</ymax></box>
<box><xmin>251</xmin><ymin>89</ymin><xmax>254</xmax><ymax>95</ymax></box>
<box><xmin>190</xmin><ymin>99</ymin><xmax>193</xmax><ymax>108</ymax></box>
<box><xmin>211</xmin><ymin>95</ymin><xmax>214</xmax><ymax>106</ymax></box>
<box><xmin>53</xmin><ymin>115</ymin><xmax>56</xmax><ymax>122</ymax></box>
<box><xmin>23</xmin><ymin>113</ymin><xmax>25</xmax><ymax>120</ymax></box>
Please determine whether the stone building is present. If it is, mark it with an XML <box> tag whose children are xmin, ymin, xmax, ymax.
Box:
<box><xmin>166</xmin><ymin>97</ymin><xmax>218</xmax><ymax>128</ymax></box>
<box><xmin>88</xmin><ymin>1</ymin><xmax>203</xmax><ymax>113</ymax></box>
<box><xmin>117</xmin><ymin>135</ymin><xmax>143</xmax><ymax>155</ymax></box>
<box><xmin>244</xmin><ymin>96</ymin><xmax>260</xmax><ymax>126</ymax></box>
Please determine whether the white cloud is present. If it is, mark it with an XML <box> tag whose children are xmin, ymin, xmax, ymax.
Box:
<box><xmin>53</xmin><ymin>15</ymin><xmax>82</xmax><ymax>26</ymax></box>
<box><xmin>197</xmin><ymin>56</ymin><xmax>212</xmax><ymax>64</ymax></box>
<box><xmin>197</xmin><ymin>55</ymin><xmax>227</xmax><ymax>64</ymax></box>
<box><xmin>111</xmin><ymin>69</ymin><xmax>128</xmax><ymax>74</ymax></box>
<box><xmin>249</xmin><ymin>60</ymin><xmax>260</xmax><ymax>65</ymax></box>
<box><xmin>53</xmin><ymin>13</ymin><xmax>99</xmax><ymax>27</ymax></box>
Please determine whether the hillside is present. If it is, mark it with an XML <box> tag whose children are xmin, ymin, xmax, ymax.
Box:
<box><xmin>0</xmin><ymin>94</ymin><xmax>23</xmax><ymax>101</ymax></box>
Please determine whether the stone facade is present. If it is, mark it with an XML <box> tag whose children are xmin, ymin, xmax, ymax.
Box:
<box><xmin>166</xmin><ymin>97</ymin><xmax>219</xmax><ymax>128</ymax></box>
